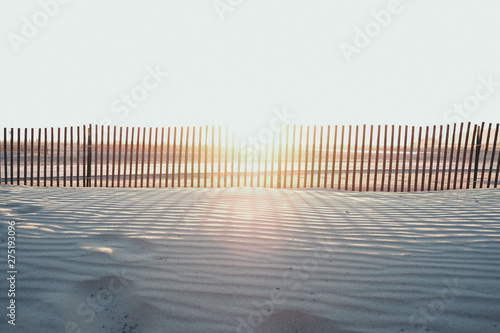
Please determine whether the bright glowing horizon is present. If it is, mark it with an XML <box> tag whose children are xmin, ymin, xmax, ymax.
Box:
<box><xmin>1</xmin><ymin>1</ymin><xmax>500</xmax><ymax>130</ymax></box>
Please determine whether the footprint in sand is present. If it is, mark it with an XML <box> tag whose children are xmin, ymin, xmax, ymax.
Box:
<box><xmin>60</xmin><ymin>275</ymin><xmax>177</xmax><ymax>333</ymax></box>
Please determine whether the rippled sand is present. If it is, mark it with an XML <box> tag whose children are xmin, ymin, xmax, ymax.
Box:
<box><xmin>0</xmin><ymin>186</ymin><xmax>499</xmax><ymax>332</ymax></box>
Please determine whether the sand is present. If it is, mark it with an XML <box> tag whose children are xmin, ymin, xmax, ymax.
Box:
<box><xmin>0</xmin><ymin>186</ymin><xmax>499</xmax><ymax>332</ymax></box>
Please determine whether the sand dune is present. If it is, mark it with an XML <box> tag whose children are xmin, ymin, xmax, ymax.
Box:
<box><xmin>0</xmin><ymin>186</ymin><xmax>499</xmax><ymax>332</ymax></box>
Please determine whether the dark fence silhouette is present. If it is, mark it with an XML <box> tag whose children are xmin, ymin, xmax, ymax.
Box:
<box><xmin>1</xmin><ymin>122</ymin><xmax>499</xmax><ymax>191</ymax></box>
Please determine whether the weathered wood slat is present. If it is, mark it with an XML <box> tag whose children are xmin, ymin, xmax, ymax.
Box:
<box><xmin>487</xmin><ymin>123</ymin><xmax>499</xmax><ymax>188</ymax></box>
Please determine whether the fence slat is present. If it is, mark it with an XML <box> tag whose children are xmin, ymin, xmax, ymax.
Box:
<box><xmin>257</xmin><ymin>138</ymin><xmax>262</xmax><ymax>187</ymax></box>
<box><xmin>84</xmin><ymin>125</ymin><xmax>88</xmax><ymax>187</ymax></box>
<box><xmin>473</xmin><ymin>123</ymin><xmax>485</xmax><ymax>189</ymax></box>
<box><xmin>134</xmin><ymin>127</ymin><xmax>140</xmax><ymax>187</ymax></box>
<box><xmin>24</xmin><ymin>128</ymin><xmax>28</xmax><ymax>185</ymax></box>
<box><xmin>447</xmin><ymin>124</ymin><xmax>456</xmax><ymax>190</ymax></box>
<box><xmin>352</xmin><ymin>125</ymin><xmax>358</xmax><ymax>191</ymax></box>
<box><xmin>152</xmin><ymin>127</ymin><xmax>157</xmax><ymax>187</ymax></box>
<box><xmin>45</xmin><ymin>128</ymin><xmax>48</xmax><ymax>187</ymax></box>
<box><xmin>159</xmin><ymin>127</ymin><xmax>164</xmax><ymax>188</ymax></box>
<box><xmin>434</xmin><ymin>126</ymin><xmax>442</xmax><ymax>191</ymax></box>
<box><xmin>49</xmin><ymin>128</ymin><xmax>52</xmax><ymax>186</ymax></box>
<box><xmin>467</xmin><ymin>125</ymin><xmax>477</xmax><ymax>189</ymax></box>
<box><xmin>118</xmin><ymin>127</ymin><xmax>123</xmax><ymax>187</ymax></box>
<box><xmin>480</xmin><ymin>123</ymin><xmax>492</xmax><ymax>188</ymax></box>
<box><xmin>16</xmin><ymin>128</ymin><xmax>21</xmax><ymax>185</ymax></box>
<box><xmin>184</xmin><ymin>126</ymin><xmax>189</xmax><ymax>187</ymax></box>
<box><xmin>123</xmin><ymin>127</ymin><xmax>128</xmax><ymax>188</ymax></box>
<box><xmin>277</xmin><ymin>125</ymin><xmax>282</xmax><ymax>188</ymax></box>
<box><xmin>10</xmin><ymin>128</ymin><xmax>12</xmax><ymax>185</ymax></box>
<box><xmin>395</xmin><ymin>125</ymin><xmax>401</xmax><ymax>192</ymax></box>
<box><xmin>243</xmin><ymin>139</ymin><xmax>248</xmax><ymax>187</ymax></box>
<box><xmin>323</xmin><ymin>125</ymin><xmax>330</xmax><ymax>189</ymax></box>
<box><xmin>381</xmin><ymin>125</ymin><xmax>387</xmax><ymax>191</ymax></box>
<box><xmin>441</xmin><ymin>125</ymin><xmax>449</xmax><ymax>190</ymax></box>
<box><xmin>198</xmin><ymin>127</ymin><xmax>202</xmax><ymax>188</ymax></box>
<box><xmin>297</xmin><ymin>125</ymin><xmax>303</xmax><ymax>188</ymax></box>
<box><xmin>388</xmin><ymin>125</ymin><xmax>394</xmax><ymax>192</ymax></box>
<box><xmin>373</xmin><ymin>125</ymin><xmax>380</xmax><ymax>192</ymax></box>
<box><xmin>318</xmin><ymin>126</ymin><xmax>323</xmax><ymax>188</ymax></box>
<box><xmin>3</xmin><ymin>129</ymin><xmax>7</xmax><ymax>185</ymax></box>
<box><xmin>308</xmin><ymin>126</ymin><xmax>315</xmax><ymax>188</ymax></box>
<box><xmin>360</xmin><ymin>125</ymin><xmax>366</xmax><ymax>191</ymax></box>
<box><xmin>408</xmin><ymin>126</ymin><xmax>414</xmax><ymax>192</ymax></box>
<box><xmin>86</xmin><ymin>125</ymin><xmax>91</xmax><ymax>187</ymax></box>
<box><xmin>251</xmin><ymin>134</ymin><xmax>257</xmax><ymax>187</ymax></box>
<box><xmin>290</xmin><ymin>125</ymin><xmax>296</xmax><ymax>188</ymax></box>
<box><xmin>401</xmin><ymin>126</ymin><xmax>407</xmax><ymax>192</ymax></box>
<box><xmin>427</xmin><ymin>126</ymin><xmax>436</xmax><ymax>191</ymax></box>
<box><xmin>37</xmin><ymin>129</ymin><xmax>41</xmax><ymax>186</ymax></box>
<box><xmin>204</xmin><ymin>126</ymin><xmax>208</xmax><ymax>187</ymax></box>
<box><xmin>112</xmin><ymin>126</ymin><xmax>117</xmax><ymax>187</ymax></box>
<box><xmin>285</xmin><ymin>125</ymin><xmax>290</xmax><ymax>188</ymax></box>
<box><xmin>47</xmin><ymin>128</ymin><xmax>50</xmax><ymax>187</ymax></box>
<box><xmin>94</xmin><ymin>125</ymin><xmax>98</xmax><ymax>187</ymax></box>
<box><xmin>414</xmin><ymin>127</ymin><xmax>422</xmax><ymax>192</ymax></box>
<box><xmin>147</xmin><ymin>127</ymin><xmax>152</xmax><ymax>188</ymax></box>
<box><xmin>111</xmin><ymin>127</ymin><xmax>119</xmax><ymax>187</ymax></box>
<box><xmin>211</xmin><ymin>126</ymin><xmax>214</xmax><ymax>188</ymax></box>
<box><xmin>195</xmin><ymin>126</ymin><xmax>201</xmax><ymax>187</ymax></box>
<box><xmin>83</xmin><ymin>125</ymin><xmax>86</xmax><ymax>187</ymax></box>
<box><xmin>453</xmin><ymin>123</ymin><xmax>464</xmax><ymax>189</ymax></box>
<box><xmin>166</xmin><ymin>127</ymin><xmax>171</xmax><ymax>188</ymax></box>
<box><xmin>367</xmin><ymin>125</ymin><xmax>373</xmax><ymax>191</ymax></box>
<box><xmin>129</xmin><ymin>127</ymin><xmax>134</xmax><ymax>188</ymax></box>
<box><xmin>217</xmin><ymin>126</ymin><xmax>221</xmax><ymax>188</ymax></box>
<box><xmin>495</xmin><ymin>126</ymin><xmax>500</xmax><ymax>188</ymax></box>
<box><xmin>224</xmin><ymin>127</ymin><xmax>228</xmax><ymax>187</ymax></box>
<box><xmin>230</xmin><ymin>131</ymin><xmax>234</xmax><ymax>188</ymax></box>
<box><xmin>63</xmin><ymin>127</ymin><xmax>68</xmax><ymax>187</ymax></box>
<box><xmin>106</xmin><ymin>126</ymin><xmax>110</xmax><ymax>187</ymax></box>
<box><xmin>100</xmin><ymin>126</ymin><xmax>104</xmax><ymax>187</ymax></box>
<box><xmin>303</xmin><ymin>126</ymin><xmax>309</xmax><ymax>188</ymax></box>
<box><xmin>338</xmin><ymin>125</ymin><xmax>344</xmax><ymax>190</ymax></box>
<box><xmin>57</xmin><ymin>128</ymin><xmax>60</xmax><ymax>187</ymax></box>
<box><xmin>0</xmin><ymin>130</ymin><xmax>2</xmax><ymax>184</ymax></box>
<box><xmin>460</xmin><ymin>123</ymin><xmax>471</xmax><ymax>189</ymax></box>
<box><xmin>309</xmin><ymin>126</ymin><xmax>315</xmax><ymax>188</ymax></box>
<box><xmin>487</xmin><ymin>123</ymin><xmax>499</xmax><ymax>188</ymax></box>
<box><xmin>263</xmin><ymin>142</ymin><xmax>268</xmax><ymax>188</ymax></box>
<box><xmin>345</xmin><ymin>125</ymin><xmax>351</xmax><ymax>191</ymax></box>
<box><xmin>50</xmin><ymin>127</ymin><xmax>55</xmax><ymax>186</ymax></box>
<box><xmin>421</xmin><ymin>126</ymin><xmax>428</xmax><ymax>192</ymax></box>
<box><xmin>271</xmin><ymin>128</ymin><xmax>276</xmax><ymax>188</ymax></box>
<box><xmin>238</xmin><ymin>140</ymin><xmax>242</xmax><ymax>187</ymax></box>
<box><xmin>31</xmin><ymin>128</ymin><xmax>34</xmax><ymax>186</ymax></box>
<box><xmin>175</xmin><ymin>127</ymin><xmax>180</xmax><ymax>188</ymax></box>
<box><xmin>192</xmin><ymin>127</ymin><xmax>196</xmax><ymax>188</ymax></box>
<box><xmin>141</xmin><ymin>127</ymin><xmax>146</xmax><ymax>188</ymax></box>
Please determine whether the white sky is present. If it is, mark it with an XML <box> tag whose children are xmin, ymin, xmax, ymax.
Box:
<box><xmin>1</xmin><ymin>0</ymin><xmax>500</xmax><ymax>138</ymax></box>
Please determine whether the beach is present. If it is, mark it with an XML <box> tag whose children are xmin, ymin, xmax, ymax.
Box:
<box><xmin>0</xmin><ymin>186</ymin><xmax>499</xmax><ymax>332</ymax></box>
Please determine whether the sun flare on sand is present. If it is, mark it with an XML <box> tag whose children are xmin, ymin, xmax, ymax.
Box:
<box><xmin>202</xmin><ymin>188</ymin><xmax>298</xmax><ymax>256</ymax></box>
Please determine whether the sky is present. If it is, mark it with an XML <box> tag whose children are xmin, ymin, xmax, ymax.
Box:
<box><xmin>1</xmin><ymin>0</ymin><xmax>500</xmax><ymax>139</ymax></box>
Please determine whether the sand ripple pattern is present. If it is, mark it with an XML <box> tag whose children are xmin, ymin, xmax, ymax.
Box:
<box><xmin>0</xmin><ymin>186</ymin><xmax>499</xmax><ymax>332</ymax></box>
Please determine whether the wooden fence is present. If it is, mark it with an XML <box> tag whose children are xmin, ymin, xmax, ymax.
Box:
<box><xmin>1</xmin><ymin>122</ymin><xmax>499</xmax><ymax>191</ymax></box>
